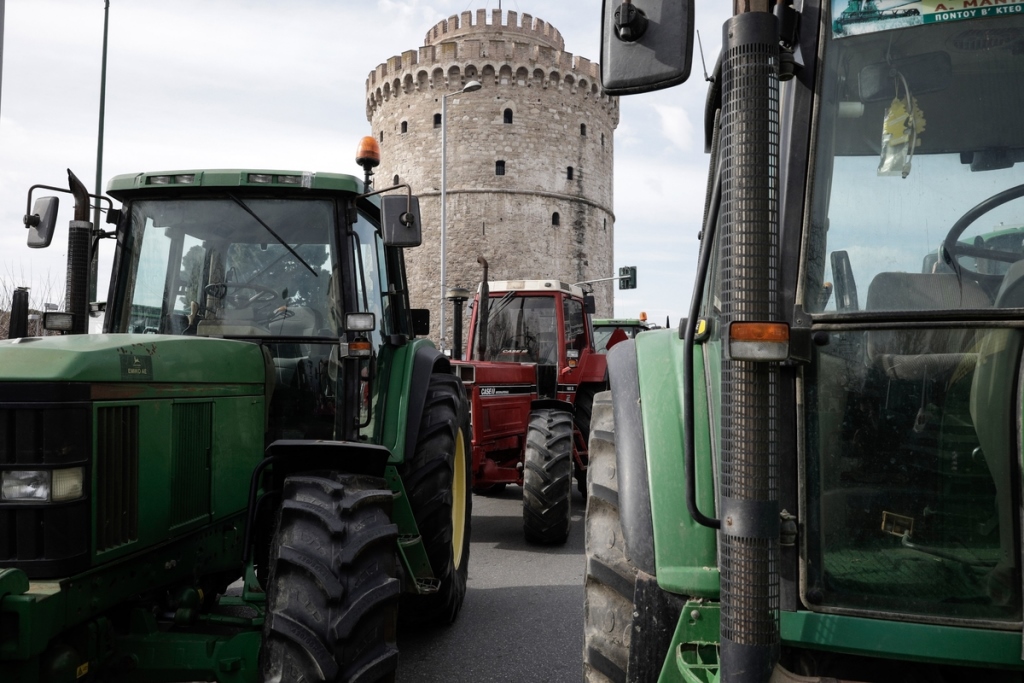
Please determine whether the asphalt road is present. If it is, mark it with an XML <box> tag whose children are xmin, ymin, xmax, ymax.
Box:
<box><xmin>395</xmin><ymin>484</ymin><xmax>587</xmax><ymax>683</ymax></box>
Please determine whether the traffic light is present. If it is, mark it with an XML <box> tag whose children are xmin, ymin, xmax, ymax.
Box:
<box><xmin>618</xmin><ymin>265</ymin><xmax>637</xmax><ymax>290</ymax></box>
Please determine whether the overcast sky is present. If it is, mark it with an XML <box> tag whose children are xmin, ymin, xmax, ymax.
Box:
<box><xmin>0</xmin><ymin>0</ymin><xmax>731</xmax><ymax>327</ymax></box>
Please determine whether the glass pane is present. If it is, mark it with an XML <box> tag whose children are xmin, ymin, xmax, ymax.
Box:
<box><xmin>802</xmin><ymin>14</ymin><xmax>1024</xmax><ymax>314</ymax></box>
<box><xmin>805</xmin><ymin>327</ymin><xmax>1020</xmax><ymax>622</ymax></box>
<box><xmin>120</xmin><ymin>198</ymin><xmax>335</xmax><ymax>338</ymax></box>
<box><xmin>477</xmin><ymin>295</ymin><xmax>557</xmax><ymax>363</ymax></box>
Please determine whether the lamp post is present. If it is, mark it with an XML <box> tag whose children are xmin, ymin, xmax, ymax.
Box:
<box><xmin>440</xmin><ymin>79</ymin><xmax>481</xmax><ymax>352</ymax></box>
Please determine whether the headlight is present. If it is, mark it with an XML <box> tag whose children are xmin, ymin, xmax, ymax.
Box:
<box><xmin>2</xmin><ymin>467</ymin><xmax>85</xmax><ymax>502</ymax></box>
<box><xmin>2</xmin><ymin>470</ymin><xmax>50</xmax><ymax>501</ymax></box>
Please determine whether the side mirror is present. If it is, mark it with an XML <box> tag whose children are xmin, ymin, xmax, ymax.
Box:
<box><xmin>381</xmin><ymin>194</ymin><xmax>422</xmax><ymax>247</ymax></box>
<box><xmin>600</xmin><ymin>0</ymin><xmax>695</xmax><ymax>95</ymax></box>
<box><xmin>26</xmin><ymin>196</ymin><xmax>59</xmax><ymax>249</ymax></box>
<box><xmin>584</xmin><ymin>295</ymin><xmax>597</xmax><ymax>315</ymax></box>
<box><xmin>411</xmin><ymin>308</ymin><xmax>430</xmax><ymax>336</ymax></box>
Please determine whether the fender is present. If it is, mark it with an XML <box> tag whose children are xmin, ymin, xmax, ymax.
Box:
<box><xmin>403</xmin><ymin>343</ymin><xmax>451</xmax><ymax>464</ymax></box>
<box><xmin>606</xmin><ymin>340</ymin><xmax>656</xmax><ymax>575</ymax></box>
<box><xmin>634</xmin><ymin>329</ymin><xmax>719</xmax><ymax>598</ymax></box>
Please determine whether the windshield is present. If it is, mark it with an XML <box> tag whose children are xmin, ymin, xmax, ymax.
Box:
<box><xmin>593</xmin><ymin>324</ymin><xmax>644</xmax><ymax>353</ymax></box>
<box><xmin>116</xmin><ymin>198</ymin><xmax>335</xmax><ymax>338</ymax></box>
<box><xmin>801</xmin><ymin>10</ymin><xmax>1024</xmax><ymax>627</ymax></box>
<box><xmin>474</xmin><ymin>294</ymin><xmax>558</xmax><ymax>364</ymax></box>
<box><xmin>803</xmin><ymin>12</ymin><xmax>1024</xmax><ymax>314</ymax></box>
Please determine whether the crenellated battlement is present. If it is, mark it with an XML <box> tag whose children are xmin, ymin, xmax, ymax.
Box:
<box><xmin>365</xmin><ymin>10</ymin><xmax>613</xmax><ymax>118</ymax></box>
<box><xmin>425</xmin><ymin>9</ymin><xmax>564</xmax><ymax>50</ymax></box>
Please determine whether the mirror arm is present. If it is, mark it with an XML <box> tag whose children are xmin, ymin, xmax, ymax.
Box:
<box><xmin>24</xmin><ymin>184</ymin><xmax>113</xmax><ymax>228</ymax></box>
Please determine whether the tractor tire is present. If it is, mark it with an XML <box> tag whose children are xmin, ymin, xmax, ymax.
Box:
<box><xmin>261</xmin><ymin>474</ymin><xmax>399</xmax><ymax>683</ymax></box>
<box><xmin>574</xmin><ymin>385</ymin><xmax>599</xmax><ymax>497</ymax></box>
<box><xmin>583</xmin><ymin>391</ymin><xmax>638</xmax><ymax>683</ymax></box>
<box><xmin>399</xmin><ymin>372</ymin><xmax>472</xmax><ymax>626</ymax></box>
<box><xmin>523</xmin><ymin>408</ymin><xmax>574</xmax><ymax>544</ymax></box>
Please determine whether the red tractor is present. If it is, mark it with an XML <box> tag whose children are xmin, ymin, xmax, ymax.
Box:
<box><xmin>452</xmin><ymin>270</ymin><xmax>607</xmax><ymax>544</ymax></box>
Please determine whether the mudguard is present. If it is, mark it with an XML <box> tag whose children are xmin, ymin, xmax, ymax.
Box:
<box><xmin>633</xmin><ymin>328</ymin><xmax>719</xmax><ymax>598</ymax></box>
<box><xmin>403</xmin><ymin>343</ymin><xmax>451</xmax><ymax>464</ymax></box>
<box><xmin>606</xmin><ymin>340</ymin><xmax>657</xmax><ymax>575</ymax></box>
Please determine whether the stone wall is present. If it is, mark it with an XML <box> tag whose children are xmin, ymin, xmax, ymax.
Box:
<box><xmin>365</xmin><ymin>10</ymin><xmax>618</xmax><ymax>350</ymax></box>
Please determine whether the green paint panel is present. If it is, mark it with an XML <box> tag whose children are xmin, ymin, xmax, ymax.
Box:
<box><xmin>780</xmin><ymin>610</ymin><xmax>1024</xmax><ymax>669</ymax></box>
<box><xmin>634</xmin><ymin>329</ymin><xmax>720</xmax><ymax>597</ymax></box>
<box><xmin>0</xmin><ymin>335</ymin><xmax>266</xmax><ymax>385</ymax></box>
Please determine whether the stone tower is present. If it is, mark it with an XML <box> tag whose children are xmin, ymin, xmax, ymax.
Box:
<box><xmin>365</xmin><ymin>9</ymin><xmax>618</xmax><ymax>349</ymax></box>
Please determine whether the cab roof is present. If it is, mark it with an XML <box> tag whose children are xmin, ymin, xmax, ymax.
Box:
<box><xmin>107</xmin><ymin>170</ymin><xmax>363</xmax><ymax>200</ymax></box>
<box><xmin>481</xmin><ymin>279</ymin><xmax>585</xmax><ymax>299</ymax></box>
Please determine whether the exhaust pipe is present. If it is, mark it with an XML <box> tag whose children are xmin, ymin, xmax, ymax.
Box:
<box><xmin>717</xmin><ymin>10</ymin><xmax>781</xmax><ymax>683</ymax></box>
<box><xmin>66</xmin><ymin>169</ymin><xmax>92</xmax><ymax>335</ymax></box>
<box><xmin>8</xmin><ymin>287</ymin><xmax>29</xmax><ymax>339</ymax></box>
<box><xmin>475</xmin><ymin>256</ymin><xmax>490</xmax><ymax>360</ymax></box>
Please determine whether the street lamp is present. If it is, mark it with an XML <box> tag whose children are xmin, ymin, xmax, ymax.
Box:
<box><xmin>440</xmin><ymin>79</ymin><xmax>481</xmax><ymax>352</ymax></box>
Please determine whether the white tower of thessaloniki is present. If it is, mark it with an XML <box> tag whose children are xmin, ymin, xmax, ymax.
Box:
<box><xmin>365</xmin><ymin>9</ymin><xmax>619</xmax><ymax>349</ymax></box>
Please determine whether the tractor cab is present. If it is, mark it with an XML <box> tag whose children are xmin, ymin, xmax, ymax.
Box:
<box><xmin>102</xmin><ymin>170</ymin><xmax>415</xmax><ymax>444</ymax></box>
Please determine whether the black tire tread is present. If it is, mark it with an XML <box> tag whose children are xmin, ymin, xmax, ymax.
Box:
<box><xmin>583</xmin><ymin>391</ymin><xmax>638</xmax><ymax>683</ymax></box>
<box><xmin>523</xmin><ymin>408</ymin><xmax>574</xmax><ymax>544</ymax></box>
<box><xmin>262</xmin><ymin>474</ymin><xmax>399</xmax><ymax>683</ymax></box>
<box><xmin>399</xmin><ymin>372</ymin><xmax>472</xmax><ymax>626</ymax></box>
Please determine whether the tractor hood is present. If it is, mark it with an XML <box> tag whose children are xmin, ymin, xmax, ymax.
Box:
<box><xmin>0</xmin><ymin>334</ymin><xmax>266</xmax><ymax>385</ymax></box>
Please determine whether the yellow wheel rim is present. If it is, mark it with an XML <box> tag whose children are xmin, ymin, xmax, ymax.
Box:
<box><xmin>451</xmin><ymin>427</ymin><xmax>468</xmax><ymax>569</ymax></box>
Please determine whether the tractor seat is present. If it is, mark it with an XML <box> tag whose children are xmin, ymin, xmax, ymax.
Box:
<box><xmin>865</xmin><ymin>272</ymin><xmax>991</xmax><ymax>380</ymax></box>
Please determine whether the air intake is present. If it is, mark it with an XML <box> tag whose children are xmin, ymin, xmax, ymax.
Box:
<box><xmin>96</xmin><ymin>406</ymin><xmax>139</xmax><ymax>551</ymax></box>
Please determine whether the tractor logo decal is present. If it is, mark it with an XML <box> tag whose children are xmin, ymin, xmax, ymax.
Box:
<box><xmin>119</xmin><ymin>354</ymin><xmax>153</xmax><ymax>381</ymax></box>
<box><xmin>479</xmin><ymin>385</ymin><xmax>533</xmax><ymax>397</ymax></box>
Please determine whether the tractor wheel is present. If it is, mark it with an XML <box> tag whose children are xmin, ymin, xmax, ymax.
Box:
<box><xmin>583</xmin><ymin>391</ymin><xmax>638</xmax><ymax>683</ymax></box>
<box><xmin>523</xmin><ymin>408</ymin><xmax>574</xmax><ymax>544</ymax></box>
<box><xmin>574</xmin><ymin>385</ymin><xmax>599</xmax><ymax>497</ymax></box>
<box><xmin>399</xmin><ymin>372</ymin><xmax>472</xmax><ymax>626</ymax></box>
<box><xmin>261</xmin><ymin>474</ymin><xmax>399</xmax><ymax>683</ymax></box>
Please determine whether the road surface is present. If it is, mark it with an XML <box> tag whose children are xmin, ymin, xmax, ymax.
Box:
<box><xmin>396</xmin><ymin>484</ymin><xmax>587</xmax><ymax>682</ymax></box>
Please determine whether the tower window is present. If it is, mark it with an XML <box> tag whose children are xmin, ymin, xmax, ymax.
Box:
<box><xmin>393</xmin><ymin>174</ymin><xmax>400</xmax><ymax>185</ymax></box>
<box><xmin>434</xmin><ymin>113</ymin><xmax>442</xmax><ymax>127</ymax></box>
<box><xmin>379</xmin><ymin>131</ymin><xmax>384</xmax><ymax>142</ymax></box>
<box><xmin>495</xmin><ymin>160</ymin><xmax>506</xmax><ymax>176</ymax></box>
<box><xmin>401</xmin><ymin>121</ymin><xmax>408</xmax><ymax>133</ymax></box>
<box><xmin>566</xmin><ymin>166</ymin><xmax>574</xmax><ymax>180</ymax></box>
<box><xmin>552</xmin><ymin>212</ymin><xmax>560</xmax><ymax>226</ymax></box>
<box><xmin>504</xmin><ymin>108</ymin><xmax>513</xmax><ymax>124</ymax></box>
<box><xmin>580</xmin><ymin>123</ymin><xmax>586</xmax><ymax>136</ymax></box>
<box><xmin>601</xmin><ymin>133</ymin><xmax>605</xmax><ymax>147</ymax></box>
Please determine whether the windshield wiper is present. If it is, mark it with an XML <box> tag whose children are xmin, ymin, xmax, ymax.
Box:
<box><xmin>227</xmin><ymin>193</ymin><xmax>317</xmax><ymax>277</ymax></box>
<box><xmin>488</xmin><ymin>291</ymin><xmax>518</xmax><ymax>319</ymax></box>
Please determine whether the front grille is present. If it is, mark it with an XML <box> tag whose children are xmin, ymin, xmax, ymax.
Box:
<box><xmin>170</xmin><ymin>402</ymin><xmax>212</xmax><ymax>529</ymax></box>
<box><xmin>96</xmin><ymin>406</ymin><xmax>139</xmax><ymax>551</ymax></box>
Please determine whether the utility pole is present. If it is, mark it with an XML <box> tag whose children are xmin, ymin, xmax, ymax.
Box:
<box><xmin>1</xmin><ymin>0</ymin><xmax>6</xmax><ymax>118</ymax></box>
<box><xmin>90</xmin><ymin>0</ymin><xmax>110</xmax><ymax>302</ymax></box>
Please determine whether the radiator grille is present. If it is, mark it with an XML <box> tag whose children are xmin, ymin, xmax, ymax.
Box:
<box><xmin>96</xmin><ymin>406</ymin><xmax>139</xmax><ymax>551</ymax></box>
<box><xmin>170</xmin><ymin>402</ymin><xmax>212</xmax><ymax>528</ymax></box>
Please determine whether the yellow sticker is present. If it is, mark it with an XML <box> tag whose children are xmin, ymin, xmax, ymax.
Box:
<box><xmin>76</xmin><ymin>662</ymin><xmax>89</xmax><ymax>678</ymax></box>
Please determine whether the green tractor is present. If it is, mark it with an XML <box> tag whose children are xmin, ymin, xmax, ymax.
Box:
<box><xmin>585</xmin><ymin>1</ymin><xmax>1024</xmax><ymax>681</ymax></box>
<box><xmin>1</xmin><ymin>143</ymin><xmax>470</xmax><ymax>682</ymax></box>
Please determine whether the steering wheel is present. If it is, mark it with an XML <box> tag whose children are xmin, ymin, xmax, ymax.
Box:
<box><xmin>205</xmin><ymin>282</ymin><xmax>281</xmax><ymax>308</ymax></box>
<box><xmin>941</xmin><ymin>183</ymin><xmax>1024</xmax><ymax>276</ymax></box>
